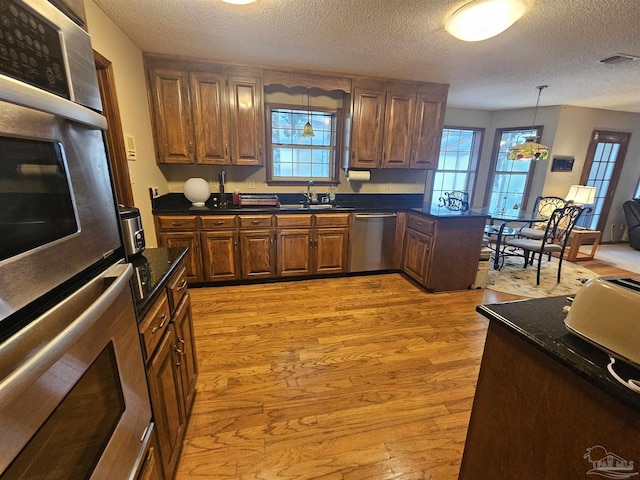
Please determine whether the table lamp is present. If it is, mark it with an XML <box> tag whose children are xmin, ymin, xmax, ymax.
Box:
<box><xmin>566</xmin><ymin>185</ymin><xmax>596</xmax><ymax>206</ymax></box>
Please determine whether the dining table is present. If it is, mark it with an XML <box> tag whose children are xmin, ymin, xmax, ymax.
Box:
<box><xmin>479</xmin><ymin>208</ymin><xmax>546</xmax><ymax>269</ymax></box>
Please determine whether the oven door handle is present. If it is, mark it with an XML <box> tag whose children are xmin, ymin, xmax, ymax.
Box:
<box><xmin>0</xmin><ymin>263</ymin><xmax>133</xmax><ymax>410</ymax></box>
<box><xmin>0</xmin><ymin>76</ymin><xmax>108</xmax><ymax>130</ymax></box>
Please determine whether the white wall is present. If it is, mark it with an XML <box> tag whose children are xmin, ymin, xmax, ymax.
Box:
<box><xmin>85</xmin><ymin>0</ymin><xmax>166</xmax><ymax>247</ymax></box>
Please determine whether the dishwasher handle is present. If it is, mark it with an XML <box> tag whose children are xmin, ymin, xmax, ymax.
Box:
<box><xmin>354</xmin><ymin>213</ymin><xmax>398</xmax><ymax>219</ymax></box>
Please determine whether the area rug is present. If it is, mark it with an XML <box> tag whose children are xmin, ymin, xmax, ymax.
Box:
<box><xmin>486</xmin><ymin>256</ymin><xmax>598</xmax><ymax>298</ymax></box>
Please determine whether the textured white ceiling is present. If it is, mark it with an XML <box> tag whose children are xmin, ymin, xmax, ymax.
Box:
<box><xmin>90</xmin><ymin>0</ymin><xmax>640</xmax><ymax>112</ymax></box>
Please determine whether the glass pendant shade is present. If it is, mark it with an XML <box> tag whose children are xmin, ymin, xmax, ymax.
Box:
<box><xmin>302</xmin><ymin>121</ymin><xmax>314</xmax><ymax>137</ymax></box>
<box><xmin>507</xmin><ymin>136</ymin><xmax>550</xmax><ymax>161</ymax></box>
<box><xmin>445</xmin><ymin>0</ymin><xmax>527</xmax><ymax>42</ymax></box>
<box><xmin>302</xmin><ymin>88</ymin><xmax>314</xmax><ymax>137</ymax></box>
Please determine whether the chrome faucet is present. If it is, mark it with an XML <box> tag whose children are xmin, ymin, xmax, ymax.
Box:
<box><xmin>304</xmin><ymin>180</ymin><xmax>314</xmax><ymax>205</ymax></box>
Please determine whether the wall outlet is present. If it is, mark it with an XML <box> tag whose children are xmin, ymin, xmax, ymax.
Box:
<box><xmin>245</xmin><ymin>180</ymin><xmax>256</xmax><ymax>189</ymax></box>
<box><xmin>386</xmin><ymin>182</ymin><xmax>391</xmax><ymax>190</ymax></box>
<box><xmin>150</xmin><ymin>186</ymin><xmax>160</xmax><ymax>199</ymax></box>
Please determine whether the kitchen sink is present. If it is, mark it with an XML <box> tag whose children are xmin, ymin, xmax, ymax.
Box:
<box><xmin>279</xmin><ymin>204</ymin><xmax>336</xmax><ymax>210</ymax></box>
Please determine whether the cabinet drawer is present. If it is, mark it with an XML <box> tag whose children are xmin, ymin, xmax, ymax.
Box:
<box><xmin>406</xmin><ymin>214</ymin><xmax>436</xmax><ymax>236</ymax></box>
<box><xmin>315</xmin><ymin>213</ymin><xmax>350</xmax><ymax>227</ymax></box>
<box><xmin>239</xmin><ymin>215</ymin><xmax>273</xmax><ymax>228</ymax></box>
<box><xmin>201</xmin><ymin>215</ymin><xmax>237</xmax><ymax>229</ymax></box>
<box><xmin>139</xmin><ymin>292</ymin><xmax>171</xmax><ymax>359</ymax></box>
<box><xmin>167</xmin><ymin>265</ymin><xmax>188</xmax><ymax>314</ymax></box>
<box><xmin>276</xmin><ymin>214</ymin><xmax>312</xmax><ymax>227</ymax></box>
<box><xmin>156</xmin><ymin>215</ymin><xmax>198</xmax><ymax>231</ymax></box>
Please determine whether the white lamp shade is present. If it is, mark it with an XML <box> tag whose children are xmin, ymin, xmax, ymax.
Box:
<box><xmin>445</xmin><ymin>0</ymin><xmax>528</xmax><ymax>42</ymax></box>
<box><xmin>184</xmin><ymin>178</ymin><xmax>211</xmax><ymax>206</ymax></box>
<box><xmin>566</xmin><ymin>185</ymin><xmax>596</xmax><ymax>205</ymax></box>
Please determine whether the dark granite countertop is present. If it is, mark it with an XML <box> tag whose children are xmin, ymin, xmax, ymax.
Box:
<box><xmin>129</xmin><ymin>247</ymin><xmax>188</xmax><ymax>318</ymax></box>
<box><xmin>151</xmin><ymin>193</ymin><xmax>488</xmax><ymax>219</ymax></box>
<box><xmin>478</xmin><ymin>296</ymin><xmax>640</xmax><ymax>411</ymax></box>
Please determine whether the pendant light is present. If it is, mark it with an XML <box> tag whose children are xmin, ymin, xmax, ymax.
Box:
<box><xmin>302</xmin><ymin>88</ymin><xmax>314</xmax><ymax>138</ymax></box>
<box><xmin>507</xmin><ymin>85</ymin><xmax>550</xmax><ymax>161</ymax></box>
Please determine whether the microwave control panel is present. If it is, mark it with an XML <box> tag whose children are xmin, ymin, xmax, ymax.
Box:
<box><xmin>0</xmin><ymin>0</ymin><xmax>69</xmax><ymax>99</ymax></box>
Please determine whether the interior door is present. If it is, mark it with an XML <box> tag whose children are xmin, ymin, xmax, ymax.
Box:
<box><xmin>579</xmin><ymin>130</ymin><xmax>631</xmax><ymax>231</ymax></box>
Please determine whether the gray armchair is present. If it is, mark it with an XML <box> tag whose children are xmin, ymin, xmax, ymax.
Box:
<box><xmin>623</xmin><ymin>198</ymin><xmax>640</xmax><ymax>250</ymax></box>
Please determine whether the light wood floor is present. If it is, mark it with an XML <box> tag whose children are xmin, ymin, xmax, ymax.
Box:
<box><xmin>175</xmin><ymin>260</ymin><xmax>631</xmax><ymax>480</ymax></box>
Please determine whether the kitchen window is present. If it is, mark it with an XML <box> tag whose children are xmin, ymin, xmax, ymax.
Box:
<box><xmin>266</xmin><ymin>104</ymin><xmax>341</xmax><ymax>184</ymax></box>
<box><xmin>430</xmin><ymin>127</ymin><xmax>483</xmax><ymax>206</ymax></box>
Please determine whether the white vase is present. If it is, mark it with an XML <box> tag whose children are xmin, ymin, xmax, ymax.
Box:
<box><xmin>183</xmin><ymin>178</ymin><xmax>210</xmax><ymax>206</ymax></box>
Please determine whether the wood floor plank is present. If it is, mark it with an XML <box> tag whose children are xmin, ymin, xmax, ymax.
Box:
<box><xmin>176</xmin><ymin>263</ymin><xmax>632</xmax><ymax>479</ymax></box>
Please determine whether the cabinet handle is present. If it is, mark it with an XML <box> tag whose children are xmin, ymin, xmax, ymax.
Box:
<box><xmin>351</xmin><ymin>150</ymin><xmax>355</xmax><ymax>160</ymax></box>
<box><xmin>171</xmin><ymin>221</ymin><xmax>185</xmax><ymax>226</ymax></box>
<box><xmin>416</xmin><ymin>221</ymin><xmax>423</xmax><ymax>226</ymax></box>
<box><xmin>176</xmin><ymin>280</ymin><xmax>188</xmax><ymax>291</ymax></box>
<box><xmin>178</xmin><ymin>336</ymin><xmax>185</xmax><ymax>346</ymax></box>
<box><xmin>225</xmin><ymin>144</ymin><xmax>228</xmax><ymax>157</ymax></box>
<box><xmin>412</xmin><ymin>151</ymin><xmax>416</xmax><ymax>161</ymax></box>
<box><xmin>250</xmin><ymin>220</ymin><xmax>261</xmax><ymax>225</ymax></box>
<box><xmin>213</xmin><ymin>220</ymin><xmax>225</xmax><ymax>225</ymax></box>
<box><xmin>174</xmin><ymin>346</ymin><xmax>183</xmax><ymax>367</ymax></box>
<box><xmin>259</xmin><ymin>144</ymin><xmax>263</xmax><ymax>158</ymax></box>
<box><xmin>151</xmin><ymin>313</ymin><xmax>168</xmax><ymax>333</ymax></box>
<box><xmin>189</xmin><ymin>141</ymin><xmax>193</xmax><ymax>154</ymax></box>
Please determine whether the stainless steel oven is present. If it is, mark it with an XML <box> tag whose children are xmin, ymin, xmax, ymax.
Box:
<box><xmin>0</xmin><ymin>1</ymin><xmax>153</xmax><ymax>478</ymax></box>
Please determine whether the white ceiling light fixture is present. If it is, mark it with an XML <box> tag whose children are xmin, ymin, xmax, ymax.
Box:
<box><xmin>445</xmin><ymin>0</ymin><xmax>528</xmax><ymax>42</ymax></box>
<box><xmin>220</xmin><ymin>0</ymin><xmax>256</xmax><ymax>4</ymax></box>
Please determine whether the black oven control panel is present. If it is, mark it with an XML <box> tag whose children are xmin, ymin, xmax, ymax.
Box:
<box><xmin>0</xmin><ymin>0</ymin><xmax>69</xmax><ymax>99</ymax></box>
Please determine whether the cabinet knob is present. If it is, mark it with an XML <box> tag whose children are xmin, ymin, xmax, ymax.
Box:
<box><xmin>172</xmin><ymin>221</ymin><xmax>185</xmax><ymax>226</ymax></box>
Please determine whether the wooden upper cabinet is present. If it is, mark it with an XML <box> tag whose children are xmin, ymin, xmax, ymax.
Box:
<box><xmin>350</xmin><ymin>87</ymin><xmax>385</xmax><ymax>168</ymax></box>
<box><xmin>146</xmin><ymin>56</ymin><xmax>265</xmax><ymax>166</ymax></box>
<box><xmin>347</xmin><ymin>79</ymin><xmax>448</xmax><ymax>170</ymax></box>
<box><xmin>382</xmin><ymin>90</ymin><xmax>416</xmax><ymax>168</ymax></box>
<box><xmin>227</xmin><ymin>73</ymin><xmax>265</xmax><ymax>165</ymax></box>
<box><xmin>189</xmin><ymin>72</ymin><xmax>229</xmax><ymax>165</ymax></box>
<box><xmin>410</xmin><ymin>90</ymin><xmax>447</xmax><ymax>169</ymax></box>
<box><xmin>150</xmin><ymin>68</ymin><xmax>194</xmax><ymax>164</ymax></box>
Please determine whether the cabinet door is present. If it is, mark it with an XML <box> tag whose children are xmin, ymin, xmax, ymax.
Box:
<box><xmin>276</xmin><ymin>229</ymin><xmax>312</xmax><ymax>277</ymax></box>
<box><xmin>147</xmin><ymin>325</ymin><xmax>184</xmax><ymax>479</ymax></box>
<box><xmin>402</xmin><ymin>228</ymin><xmax>432</xmax><ymax>285</ymax></box>
<box><xmin>350</xmin><ymin>87</ymin><xmax>385</xmax><ymax>168</ymax></box>
<box><xmin>158</xmin><ymin>232</ymin><xmax>202</xmax><ymax>283</ymax></box>
<box><xmin>410</xmin><ymin>92</ymin><xmax>446</xmax><ymax>169</ymax></box>
<box><xmin>240</xmin><ymin>229</ymin><xmax>276</xmax><ymax>280</ymax></box>
<box><xmin>227</xmin><ymin>73</ymin><xmax>264</xmax><ymax>165</ymax></box>
<box><xmin>314</xmin><ymin>227</ymin><xmax>349</xmax><ymax>274</ymax></box>
<box><xmin>149</xmin><ymin>68</ymin><xmax>194</xmax><ymax>164</ymax></box>
<box><xmin>173</xmin><ymin>292</ymin><xmax>198</xmax><ymax>415</ymax></box>
<box><xmin>190</xmin><ymin>72</ymin><xmax>229</xmax><ymax>164</ymax></box>
<box><xmin>201</xmin><ymin>231</ymin><xmax>239</xmax><ymax>282</ymax></box>
<box><xmin>382</xmin><ymin>90</ymin><xmax>415</xmax><ymax>168</ymax></box>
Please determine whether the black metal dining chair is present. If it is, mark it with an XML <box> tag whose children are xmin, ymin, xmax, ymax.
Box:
<box><xmin>518</xmin><ymin>195</ymin><xmax>568</xmax><ymax>240</ymax></box>
<box><xmin>505</xmin><ymin>205</ymin><xmax>586</xmax><ymax>285</ymax></box>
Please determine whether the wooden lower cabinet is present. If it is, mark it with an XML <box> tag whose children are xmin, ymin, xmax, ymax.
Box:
<box><xmin>402</xmin><ymin>228</ymin><xmax>431</xmax><ymax>284</ymax></box>
<box><xmin>401</xmin><ymin>212</ymin><xmax>485</xmax><ymax>291</ymax></box>
<box><xmin>157</xmin><ymin>232</ymin><xmax>202</xmax><ymax>282</ymax></box>
<box><xmin>147</xmin><ymin>324</ymin><xmax>184</xmax><ymax>478</ymax></box>
<box><xmin>315</xmin><ymin>227</ymin><xmax>349</xmax><ymax>274</ymax></box>
<box><xmin>240</xmin><ymin>229</ymin><xmax>276</xmax><ymax>279</ymax></box>
<box><xmin>141</xmin><ymin>259</ymin><xmax>198</xmax><ymax>480</ymax></box>
<box><xmin>276</xmin><ymin>228</ymin><xmax>313</xmax><ymax>276</ymax></box>
<box><xmin>201</xmin><ymin>230</ymin><xmax>239</xmax><ymax>281</ymax></box>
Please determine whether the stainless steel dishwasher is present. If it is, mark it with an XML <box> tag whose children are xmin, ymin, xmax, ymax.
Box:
<box><xmin>350</xmin><ymin>212</ymin><xmax>397</xmax><ymax>271</ymax></box>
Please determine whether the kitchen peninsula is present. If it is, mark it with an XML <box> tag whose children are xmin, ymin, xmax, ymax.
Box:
<box><xmin>152</xmin><ymin>193</ymin><xmax>489</xmax><ymax>292</ymax></box>
<box><xmin>460</xmin><ymin>296</ymin><xmax>640</xmax><ymax>479</ymax></box>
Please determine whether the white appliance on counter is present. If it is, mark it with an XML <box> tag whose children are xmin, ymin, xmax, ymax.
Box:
<box><xmin>565</xmin><ymin>276</ymin><xmax>640</xmax><ymax>366</ymax></box>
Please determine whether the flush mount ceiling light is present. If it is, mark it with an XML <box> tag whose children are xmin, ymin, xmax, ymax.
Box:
<box><xmin>445</xmin><ymin>0</ymin><xmax>528</xmax><ymax>42</ymax></box>
<box><xmin>220</xmin><ymin>0</ymin><xmax>256</xmax><ymax>4</ymax></box>
<box><xmin>507</xmin><ymin>85</ymin><xmax>550</xmax><ymax>161</ymax></box>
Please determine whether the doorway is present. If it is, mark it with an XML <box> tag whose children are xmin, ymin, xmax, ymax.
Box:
<box><xmin>94</xmin><ymin>51</ymin><xmax>134</xmax><ymax>206</ymax></box>
<box><xmin>578</xmin><ymin>130</ymin><xmax>631</xmax><ymax>231</ymax></box>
